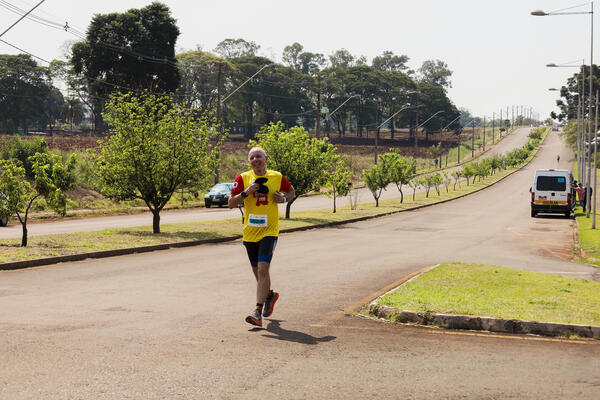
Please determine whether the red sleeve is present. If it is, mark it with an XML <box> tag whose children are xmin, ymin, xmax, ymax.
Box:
<box><xmin>280</xmin><ymin>175</ymin><xmax>292</xmax><ymax>192</ymax></box>
<box><xmin>231</xmin><ymin>175</ymin><xmax>244</xmax><ymax>195</ymax></box>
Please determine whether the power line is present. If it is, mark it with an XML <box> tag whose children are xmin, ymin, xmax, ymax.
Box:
<box><xmin>0</xmin><ymin>0</ymin><xmax>45</xmax><ymax>38</ymax></box>
<box><xmin>0</xmin><ymin>37</ymin><xmax>49</xmax><ymax>63</ymax></box>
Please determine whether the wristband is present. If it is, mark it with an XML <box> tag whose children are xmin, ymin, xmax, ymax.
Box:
<box><xmin>282</xmin><ymin>195</ymin><xmax>287</xmax><ymax>203</ymax></box>
<box><xmin>241</xmin><ymin>190</ymin><xmax>248</xmax><ymax>198</ymax></box>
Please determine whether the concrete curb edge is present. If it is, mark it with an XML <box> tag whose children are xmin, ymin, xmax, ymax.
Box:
<box><xmin>367</xmin><ymin>304</ymin><xmax>600</xmax><ymax>339</ymax></box>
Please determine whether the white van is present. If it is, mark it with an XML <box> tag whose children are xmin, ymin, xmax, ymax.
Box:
<box><xmin>530</xmin><ymin>169</ymin><xmax>575</xmax><ymax>218</ymax></box>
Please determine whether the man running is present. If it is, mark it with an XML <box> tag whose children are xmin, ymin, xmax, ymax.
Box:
<box><xmin>229</xmin><ymin>147</ymin><xmax>295</xmax><ymax>327</ymax></box>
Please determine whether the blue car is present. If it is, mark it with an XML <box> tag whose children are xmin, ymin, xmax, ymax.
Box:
<box><xmin>204</xmin><ymin>183</ymin><xmax>233</xmax><ymax>208</ymax></box>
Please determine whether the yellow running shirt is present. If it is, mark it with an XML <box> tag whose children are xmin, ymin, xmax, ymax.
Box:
<box><xmin>231</xmin><ymin>170</ymin><xmax>292</xmax><ymax>242</ymax></box>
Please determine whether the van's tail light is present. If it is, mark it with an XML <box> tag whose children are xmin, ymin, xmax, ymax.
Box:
<box><xmin>568</xmin><ymin>192</ymin><xmax>571</xmax><ymax>204</ymax></box>
<box><xmin>531</xmin><ymin>192</ymin><xmax>535</xmax><ymax>202</ymax></box>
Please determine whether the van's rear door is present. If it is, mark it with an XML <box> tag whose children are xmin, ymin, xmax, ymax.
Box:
<box><xmin>535</xmin><ymin>175</ymin><xmax>568</xmax><ymax>205</ymax></box>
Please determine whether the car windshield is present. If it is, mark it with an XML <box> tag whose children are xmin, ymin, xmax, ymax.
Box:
<box><xmin>211</xmin><ymin>184</ymin><xmax>231</xmax><ymax>192</ymax></box>
<box><xmin>536</xmin><ymin>176</ymin><xmax>566</xmax><ymax>191</ymax></box>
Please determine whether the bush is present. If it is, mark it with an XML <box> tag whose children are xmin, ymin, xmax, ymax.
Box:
<box><xmin>0</xmin><ymin>136</ymin><xmax>48</xmax><ymax>178</ymax></box>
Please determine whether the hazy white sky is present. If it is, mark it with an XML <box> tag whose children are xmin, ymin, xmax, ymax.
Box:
<box><xmin>1</xmin><ymin>0</ymin><xmax>597</xmax><ymax>121</ymax></box>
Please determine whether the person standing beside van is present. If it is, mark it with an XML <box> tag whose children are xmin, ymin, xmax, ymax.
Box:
<box><xmin>575</xmin><ymin>181</ymin><xmax>585</xmax><ymax>207</ymax></box>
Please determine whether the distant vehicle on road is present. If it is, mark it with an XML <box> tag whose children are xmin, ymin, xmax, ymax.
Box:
<box><xmin>204</xmin><ymin>183</ymin><xmax>234</xmax><ymax>208</ymax></box>
<box><xmin>552</xmin><ymin>122</ymin><xmax>559</xmax><ymax>131</ymax></box>
<box><xmin>530</xmin><ymin>169</ymin><xmax>574</xmax><ymax>218</ymax></box>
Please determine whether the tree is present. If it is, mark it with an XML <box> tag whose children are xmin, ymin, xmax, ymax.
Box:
<box><xmin>380</xmin><ymin>151</ymin><xmax>415</xmax><ymax>203</ymax></box>
<box><xmin>372</xmin><ymin>51</ymin><xmax>410</xmax><ymax>73</ymax></box>
<box><xmin>0</xmin><ymin>136</ymin><xmax>49</xmax><ymax>179</ymax></box>
<box><xmin>0</xmin><ymin>54</ymin><xmax>52</xmax><ymax>133</ymax></box>
<box><xmin>419</xmin><ymin>59</ymin><xmax>453</xmax><ymax>89</ymax></box>
<box><xmin>325</xmin><ymin>155</ymin><xmax>352</xmax><ymax>213</ymax></box>
<box><xmin>363</xmin><ymin>157</ymin><xmax>391</xmax><ymax>207</ymax></box>
<box><xmin>462</xmin><ymin>163</ymin><xmax>476</xmax><ymax>185</ymax></box>
<box><xmin>416</xmin><ymin>81</ymin><xmax>461</xmax><ymax>135</ymax></box>
<box><xmin>95</xmin><ymin>92</ymin><xmax>223</xmax><ymax>233</ymax></box>
<box><xmin>250</xmin><ymin>122</ymin><xmax>338</xmax><ymax>218</ymax></box>
<box><xmin>282</xmin><ymin>42</ymin><xmax>304</xmax><ymax>69</ymax></box>
<box><xmin>553</xmin><ymin>65</ymin><xmax>600</xmax><ymax>121</ymax></box>
<box><xmin>328</xmin><ymin>48</ymin><xmax>356</xmax><ymax>68</ymax></box>
<box><xmin>214</xmin><ymin>38</ymin><xmax>260</xmax><ymax>58</ymax></box>
<box><xmin>0</xmin><ymin>153</ymin><xmax>76</xmax><ymax>247</ymax></box>
<box><xmin>176</xmin><ymin>50</ymin><xmax>232</xmax><ymax>115</ymax></box>
<box><xmin>451</xmin><ymin>170</ymin><xmax>462</xmax><ymax>190</ymax></box>
<box><xmin>229</xmin><ymin>57</ymin><xmax>311</xmax><ymax>137</ymax></box>
<box><xmin>408</xmin><ymin>178</ymin><xmax>420</xmax><ymax>201</ymax></box>
<box><xmin>70</xmin><ymin>2</ymin><xmax>180</xmax><ymax>133</ymax></box>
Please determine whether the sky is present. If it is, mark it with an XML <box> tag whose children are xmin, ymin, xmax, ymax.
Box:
<box><xmin>1</xmin><ymin>0</ymin><xmax>598</xmax><ymax>121</ymax></box>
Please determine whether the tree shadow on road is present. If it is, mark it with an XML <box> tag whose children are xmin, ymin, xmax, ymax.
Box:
<box><xmin>260</xmin><ymin>320</ymin><xmax>336</xmax><ymax>345</ymax></box>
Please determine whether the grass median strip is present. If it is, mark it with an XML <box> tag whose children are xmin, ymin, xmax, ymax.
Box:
<box><xmin>375</xmin><ymin>262</ymin><xmax>600</xmax><ymax>327</ymax></box>
<box><xmin>0</xmin><ymin>165</ymin><xmax>517</xmax><ymax>264</ymax></box>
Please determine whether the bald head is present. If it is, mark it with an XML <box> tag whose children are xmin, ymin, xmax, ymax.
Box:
<box><xmin>248</xmin><ymin>147</ymin><xmax>267</xmax><ymax>158</ymax></box>
<box><xmin>248</xmin><ymin>147</ymin><xmax>268</xmax><ymax>175</ymax></box>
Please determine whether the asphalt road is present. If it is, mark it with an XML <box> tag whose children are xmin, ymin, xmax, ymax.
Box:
<box><xmin>0</xmin><ymin>127</ymin><xmax>535</xmax><ymax>239</ymax></box>
<box><xmin>1</xmin><ymin>129</ymin><xmax>599</xmax><ymax>399</ymax></box>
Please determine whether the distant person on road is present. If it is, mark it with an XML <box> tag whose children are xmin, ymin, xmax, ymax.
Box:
<box><xmin>229</xmin><ymin>147</ymin><xmax>295</xmax><ymax>327</ymax></box>
<box><xmin>557</xmin><ymin>154</ymin><xmax>560</xmax><ymax>164</ymax></box>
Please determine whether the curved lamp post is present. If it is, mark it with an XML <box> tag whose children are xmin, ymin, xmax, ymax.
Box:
<box><xmin>375</xmin><ymin>104</ymin><xmax>423</xmax><ymax>163</ymax></box>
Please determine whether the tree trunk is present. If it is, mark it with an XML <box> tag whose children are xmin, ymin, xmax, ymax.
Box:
<box><xmin>21</xmin><ymin>222</ymin><xmax>27</xmax><ymax>247</ymax></box>
<box><xmin>285</xmin><ymin>197</ymin><xmax>296</xmax><ymax>219</ymax></box>
<box><xmin>333</xmin><ymin>191</ymin><xmax>337</xmax><ymax>213</ymax></box>
<box><xmin>152</xmin><ymin>211</ymin><xmax>161</xmax><ymax>233</ymax></box>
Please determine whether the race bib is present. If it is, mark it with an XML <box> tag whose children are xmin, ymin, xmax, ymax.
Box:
<box><xmin>248</xmin><ymin>213</ymin><xmax>268</xmax><ymax>227</ymax></box>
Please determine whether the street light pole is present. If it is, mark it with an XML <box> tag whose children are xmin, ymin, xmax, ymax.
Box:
<box><xmin>414</xmin><ymin>110</ymin><xmax>444</xmax><ymax>169</ymax></box>
<box><xmin>440</xmin><ymin>115</ymin><xmax>461</xmax><ymax>167</ymax></box>
<box><xmin>375</xmin><ymin>104</ymin><xmax>422</xmax><ymax>164</ymax></box>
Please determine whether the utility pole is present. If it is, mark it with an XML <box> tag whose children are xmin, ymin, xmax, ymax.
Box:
<box><xmin>214</xmin><ymin>62</ymin><xmax>224</xmax><ymax>184</ymax></box>
<box><xmin>483</xmin><ymin>116</ymin><xmax>486</xmax><ymax>151</ymax></box>
<box><xmin>492</xmin><ymin>112</ymin><xmax>495</xmax><ymax>144</ymax></box>
<box><xmin>316</xmin><ymin>74</ymin><xmax>321</xmax><ymax>139</ymax></box>
<box><xmin>374</xmin><ymin>101</ymin><xmax>380</xmax><ymax>164</ymax></box>
<box><xmin>500</xmin><ymin>109</ymin><xmax>503</xmax><ymax>137</ymax></box>
<box><xmin>593</xmin><ymin>89</ymin><xmax>598</xmax><ymax>228</ymax></box>
<box><xmin>471</xmin><ymin>120</ymin><xmax>475</xmax><ymax>158</ymax></box>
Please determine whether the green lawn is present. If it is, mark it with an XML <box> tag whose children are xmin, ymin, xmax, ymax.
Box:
<box><xmin>375</xmin><ymin>262</ymin><xmax>600</xmax><ymax>326</ymax></box>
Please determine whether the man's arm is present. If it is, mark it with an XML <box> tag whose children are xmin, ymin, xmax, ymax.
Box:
<box><xmin>274</xmin><ymin>185</ymin><xmax>295</xmax><ymax>203</ymax></box>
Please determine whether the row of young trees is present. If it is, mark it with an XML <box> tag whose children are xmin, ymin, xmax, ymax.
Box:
<box><xmin>0</xmin><ymin>94</ymin><xmax>351</xmax><ymax>246</ymax></box>
<box><xmin>1</xmin><ymin>2</ymin><xmax>461</xmax><ymax>137</ymax></box>
<box><xmin>361</xmin><ymin>127</ymin><xmax>545</xmax><ymax>206</ymax></box>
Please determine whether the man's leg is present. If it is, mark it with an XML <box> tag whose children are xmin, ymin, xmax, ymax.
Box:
<box><xmin>256</xmin><ymin>261</ymin><xmax>271</xmax><ymax>304</ymax></box>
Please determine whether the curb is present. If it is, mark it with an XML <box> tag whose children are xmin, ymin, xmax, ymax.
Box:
<box><xmin>0</xmin><ymin>130</ymin><xmax>542</xmax><ymax>271</ymax></box>
<box><xmin>367</xmin><ymin>304</ymin><xmax>600</xmax><ymax>339</ymax></box>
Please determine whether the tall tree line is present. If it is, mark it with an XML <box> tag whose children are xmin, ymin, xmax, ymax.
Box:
<box><xmin>1</xmin><ymin>2</ymin><xmax>461</xmax><ymax>137</ymax></box>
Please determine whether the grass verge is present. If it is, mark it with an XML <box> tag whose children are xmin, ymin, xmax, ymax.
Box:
<box><xmin>574</xmin><ymin>206</ymin><xmax>600</xmax><ymax>267</ymax></box>
<box><xmin>375</xmin><ymin>262</ymin><xmax>600</xmax><ymax>326</ymax></box>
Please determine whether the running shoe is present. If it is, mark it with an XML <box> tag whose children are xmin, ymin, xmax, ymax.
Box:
<box><xmin>262</xmin><ymin>290</ymin><xmax>279</xmax><ymax>318</ymax></box>
<box><xmin>245</xmin><ymin>309</ymin><xmax>262</xmax><ymax>327</ymax></box>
